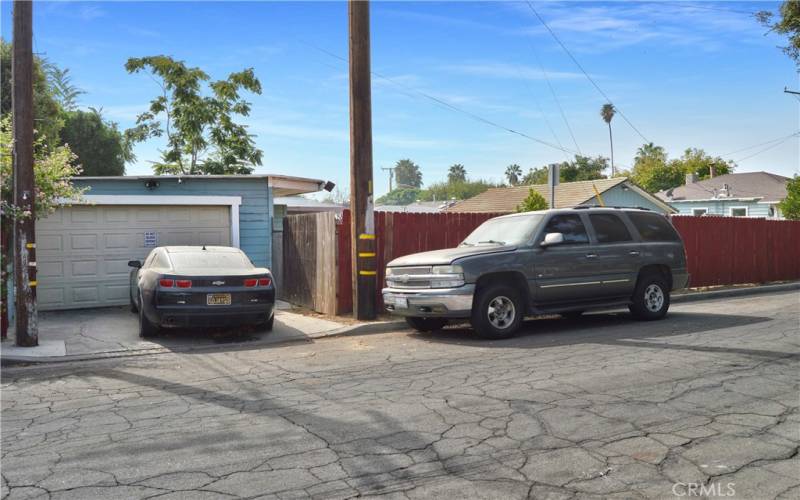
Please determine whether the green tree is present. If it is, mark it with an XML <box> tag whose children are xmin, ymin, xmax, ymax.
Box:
<box><xmin>778</xmin><ymin>175</ymin><xmax>800</xmax><ymax>220</ymax></box>
<box><xmin>448</xmin><ymin>164</ymin><xmax>467</xmax><ymax>183</ymax></box>
<box><xmin>59</xmin><ymin>109</ymin><xmax>133</xmax><ymax>176</ymax></box>
<box><xmin>125</xmin><ymin>55</ymin><xmax>263</xmax><ymax>174</ymax></box>
<box><xmin>671</xmin><ymin>148</ymin><xmax>735</xmax><ymax>181</ymax></box>
<box><xmin>630</xmin><ymin>143</ymin><xmax>684</xmax><ymax>192</ymax></box>
<box><xmin>418</xmin><ymin>179</ymin><xmax>500</xmax><ymax>202</ymax></box>
<box><xmin>601</xmin><ymin>103</ymin><xmax>616</xmax><ymax>175</ymax></box>
<box><xmin>560</xmin><ymin>155</ymin><xmax>608</xmax><ymax>182</ymax></box>
<box><xmin>758</xmin><ymin>1</ymin><xmax>800</xmax><ymax>69</ymax></box>
<box><xmin>0</xmin><ymin>39</ymin><xmax>64</xmax><ymax>146</ymax></box>
<box><xmin>522</xmin><ymin>166</ymin><xmax>548</xmax><ymax>185</ymax></box>
<box><xmin>376</xmin><ymin>187</ymin><xmax>422</xmax><ymax>205</ymax></box>
<box><xmin>505</xmin><ymin>164</ymin><xmax>522</xmax><ymax>185</ymax></box>
<box><xmin>43</xmin><ymin>63</ymin><xmax>85</xmax><ymax>111</ymax></box>
<box><xmin>516</xmin><ymin>188</ymin><xmax>548</xmax><ymax>212</ymax></box>
<box><xmin>1</xmin><ymin>115</ymin><xmax>84</xmax><ymax>335</ymax></box>
<box><xmin>394</xmin><ymin>159</ymin><xmax>422</xmax><ymax>188</ymax></box>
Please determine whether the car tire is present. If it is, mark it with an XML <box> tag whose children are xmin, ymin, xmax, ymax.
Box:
<box><xmin>561</xmin><ymin>310</ymin><xmax>584</xmax><ymax>319</ymax></box>
<box><xmin>471</xmin><ymin>284</ymin><xmax>523</xmax><ymax>339</ymax></box>
<box><xmin>138</xmin><ymin>293</ymin><xmax>159</xmax><ymax>338</ymax></box>
<box><xmin>264</xmin><ymin>313</ymin><xmax>274</xmax><ymax>332</ymax></box>
<box><xmin>406</xmin><ymin>317</ymin><xmax>448</xmax><ymax>332</ymax></box>
<box><xmin>629</xmin><ymin>274</ymin><xmax>670</xmax><ymax>321</ymax></box>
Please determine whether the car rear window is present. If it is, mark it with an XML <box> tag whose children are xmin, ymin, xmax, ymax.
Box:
<box><xmin>169</xmin><ymin>251</ymin><xmax>253</xmax><ymax>270</ymax></box>
<box><xmin>589</xmin><ymin>214</ymin><xmax>632</xmax><ymax>243</ymax></box>
<box><xmin>627</xmin><ymin>212</ymin><xmax>681</xmax><ymax>242</ymax></box>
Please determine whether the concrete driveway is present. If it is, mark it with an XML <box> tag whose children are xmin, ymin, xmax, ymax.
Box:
<box><xmin>9</xmin><ymin>303</ymin><xmax>357</xmax><ymax>360</ymax></box>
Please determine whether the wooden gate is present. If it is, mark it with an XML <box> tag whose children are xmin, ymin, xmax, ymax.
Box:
<box><xmin>282</xmin><ymin>212</ymin><xmax>337</xmax><ymax>315</ymax></box>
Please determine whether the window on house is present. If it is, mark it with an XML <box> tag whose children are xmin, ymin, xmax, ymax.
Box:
<box><xmin>588</xmin><ymin>214</ymin><xmax>632</xmax><ymax>243</ymax></box>
<box><xmin>729</xmin><ymin>207</ymin><xmax>748</xmax><ymax>217</ymax></box>
<box><xmin>692</xmin><ymin>208</ymin><xmax>708</xmax><ymax>216</ymax></box>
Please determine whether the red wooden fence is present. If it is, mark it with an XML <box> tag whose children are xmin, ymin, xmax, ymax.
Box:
<box><xmin>671</xmin><ymin>216</ymin><xmax>800</xmax><ymax>287</ymax></box>
<box><xmin>336</xmin><ymin>211</ymin><xmax>800</xmax><ymax>314</ymax></box>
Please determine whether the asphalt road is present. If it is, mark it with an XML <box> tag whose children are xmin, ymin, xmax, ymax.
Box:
<box><xmin>2</xmin><ymin>291</ymin><xmax>798</xmax><ymax>499</ymax></box>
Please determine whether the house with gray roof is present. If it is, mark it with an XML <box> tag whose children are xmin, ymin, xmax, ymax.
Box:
<box><xmin>655</xmin><ymin>172</ymin><xmax>790</xmax><ymax>219</ymax></box>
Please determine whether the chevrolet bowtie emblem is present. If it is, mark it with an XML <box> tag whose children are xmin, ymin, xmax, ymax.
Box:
<box><xmin>212</xmin><ymin>280</ymin><xmax>225</xmax><ymax>286</ymax></box>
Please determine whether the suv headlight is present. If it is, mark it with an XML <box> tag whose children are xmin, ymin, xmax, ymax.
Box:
<box><xmin>429</xmin><ymin>265</ymin><xmax>464</xmax><ymax>288</ymax></box>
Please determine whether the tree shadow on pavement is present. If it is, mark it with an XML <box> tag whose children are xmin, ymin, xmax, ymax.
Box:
<box><xmin>413</xmin><ymin>311</ymin><xmax>797</xmax><ymax>360</ymax></box>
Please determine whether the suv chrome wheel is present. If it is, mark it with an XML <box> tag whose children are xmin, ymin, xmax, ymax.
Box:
<box><xmin>644</xmin><ymin>284</ymin><xmax>664</xmax><ymax>312</ymax></box>
<box><xmin>488</xmin><ymin>296</ymin><xmax>515</xmax><ymax>329</ymax></box>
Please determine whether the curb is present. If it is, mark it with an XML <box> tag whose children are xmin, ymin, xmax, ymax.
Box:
<box><xmin>671</xmin><ymin>281</ymin><xmax>799</xmax><ymax>304</ymax></box>
<box><xmin>3</xmin><ymin>282</ymin><xmax>797</xmax><ymax>366</ymax></box>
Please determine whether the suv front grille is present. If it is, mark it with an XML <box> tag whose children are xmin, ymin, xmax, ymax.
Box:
<box><xmin>386</xmin><ymin>266</ymin><xmax>434</xmax><ymax>289</ymax></box>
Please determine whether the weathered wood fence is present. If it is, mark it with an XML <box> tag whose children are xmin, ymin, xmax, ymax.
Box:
<box><xmin>281</xmin><ymin>211</ymin><xmax>800</xmax><ymax>316</ymax></box>
<box><xmin>281</xmin><ymin>212</ymin><xmax>337</xmax><ymax>315</ymax></box>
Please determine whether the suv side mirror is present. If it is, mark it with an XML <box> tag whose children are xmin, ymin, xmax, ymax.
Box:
<box><xmin>128</xmin><ymin>260</ymin><xmax>142</xmax><ymax>268</ymax></box>
<box><xmin>540</xmin><ymin>232</ymin><xmax>565</xmax><ymax>247</ymax></box>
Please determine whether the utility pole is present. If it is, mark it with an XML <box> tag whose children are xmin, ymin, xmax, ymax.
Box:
<box><xmin>12</xmin><ymin>0</ymin><xmax>38</xmax><ymax>347</ymax></box>
<box><xmin>349</xmin><ymin>0</ymin><xmax>376</xmax><ymax>320</ymax></box>
<box><xmin>380</xmin><ymin>166</ymin><xmax>395</xmax><ymax>192</ymax></box>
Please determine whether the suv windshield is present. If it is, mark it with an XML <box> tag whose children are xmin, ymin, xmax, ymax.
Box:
<box><xmin>461</xmin><ymin>214</ymin><xmax>544</xmax><ymax>246</ymax></box>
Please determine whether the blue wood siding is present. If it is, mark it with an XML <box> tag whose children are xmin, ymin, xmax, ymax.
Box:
<box><xmin>583</xmin><ymin>184</ymin><xmax>670</xmax><ymax>214</ymax></box>
<box><xmin>669</xmin><ymin>199</ymin><xmax>773</xmax><ymax>218</ymax></box>
<box><xmin>72</xmin><ymin>177</ymin><xmax>273</xmax><ymax>268</ymax></box>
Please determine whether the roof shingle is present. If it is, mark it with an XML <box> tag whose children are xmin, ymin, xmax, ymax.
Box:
<box><xmin>655</xmin><ymin>172</ymin><xmax>789</xmax><ymax>203</ymax></box>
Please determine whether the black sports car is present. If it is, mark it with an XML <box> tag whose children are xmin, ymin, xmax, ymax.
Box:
<box><xmin>128</xmin><ymin>246</ymin><xmax>275</xmax><ymax>337</ymax></box>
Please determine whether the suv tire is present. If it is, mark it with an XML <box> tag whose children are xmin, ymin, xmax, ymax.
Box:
<box><xmin>471</xmin><ymin>284</ymin><xmax>523</xmax><ymax>339</ymax></box>
<box><xmin>406</xmin><ymin>317</ymin><xmax>448</xmax><ymax>332</ymax></box>
<box><xmin>138</xmin><ymin>293</ymin><xmax>159</xmax><ymax>338</ymax></box>
<box><xmin>629</xmin><ymin>274</ymin><xmax>670</xmax><ymax>320</ymax></box>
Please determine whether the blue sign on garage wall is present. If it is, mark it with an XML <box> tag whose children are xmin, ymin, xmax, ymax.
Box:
<box><xmin>144</xmin><ymin>231</ymin><xmax>158</xmax><ymax>248</ymax></box>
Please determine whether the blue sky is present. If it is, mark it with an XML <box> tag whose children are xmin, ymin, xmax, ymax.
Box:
<box><xmin>1</xmin><ymin>1</ymin><xmax>797</xmax><ymax>196</ymax></box>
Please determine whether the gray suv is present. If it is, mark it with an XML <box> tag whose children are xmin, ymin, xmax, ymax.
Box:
<box><xmin>382</xmin><ymin>207</ymin><xmax>689</xmax><ymax>339</ymax></box>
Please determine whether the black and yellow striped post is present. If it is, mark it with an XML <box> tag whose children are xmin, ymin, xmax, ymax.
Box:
<box><xmin>349</xmin><ymin>0</ymin><xmax>376</xmax><ymax>319</ymax></box>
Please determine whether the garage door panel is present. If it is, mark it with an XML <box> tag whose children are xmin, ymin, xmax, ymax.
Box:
<box><xmin>38</xmin><ymin>234</ymin><xmax>63</xmax><ymax>252</ymax></box>
<box><xmin>36</xmin><ymin>204</ymin><xmax>231</xmax><ymax>310</ymax></box>
<box><xmin>71</xmin><ymin>207</ymin><xmax>98</xmax><ymax>223</ymax></box>
<box><xmin>38</xmin><ymin>261</ymin><xmax>64</xmax><ymax>279</ymax></box>
<box><xmin>39</xmin><ymin>287</ymin><xmax>66</xmax><ymax>308</ymax></box>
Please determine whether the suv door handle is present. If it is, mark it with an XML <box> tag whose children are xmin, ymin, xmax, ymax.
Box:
<box><xmin>586</xmin><ymin>253</ymin><xmax>598</xmax><ymax>259</ymax></box>
<box><xmin>629</xmin><ymin>251</ymin><xmax>640</xmax><ymax>256</ymax></box>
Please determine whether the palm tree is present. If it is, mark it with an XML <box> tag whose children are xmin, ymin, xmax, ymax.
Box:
<box><xmin>505</xmin><ymin>164</ymin><xmax>522</xmax><ymax>185</ymax></box>
<box><xmin>448</xmin><ymin>164</ymin><xmax>467</xmax><ymax>184</ymax></box>
<box><xmin>635</xmin><ymin>142</ymin><xmax>666</xmax><ymax>165</ymax></box>
<box><xmin>600</xmin><ymin>103</ymin><xmax>616</xmax><ymax>176</ymax></box>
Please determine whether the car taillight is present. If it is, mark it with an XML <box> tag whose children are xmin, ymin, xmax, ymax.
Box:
<box><xmin>176</xmin><ymin>280</ymin><xmax>192</xmax><ymax>288</ymax></box>
<box><xmin>159</xmin><ymin>279</ymin><xmax>174</xmax><ymax>287</ymax></box>
<box><xmin>258</xmin><ymin>278</ymin><xmax>271</xmax><ymax>287</ymax></box>
<box><xmin>243</xmin><ymin>278</ymin><xmax>258</xmax><ymax>287</ymax></box>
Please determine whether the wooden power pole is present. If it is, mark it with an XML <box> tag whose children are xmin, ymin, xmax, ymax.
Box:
<box><xmin>348</xmin><ymin>0</ymin><xmax>376</xmax><ymax>320</ymax></box>
<box><xmin>12</xmin><ymin>0</ymin><xmax>38</xmax><ymax>347</ymax></box>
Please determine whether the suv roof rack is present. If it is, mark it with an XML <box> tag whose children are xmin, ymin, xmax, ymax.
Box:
<box><xmin>570</xmin><ymin>205</ymin><xmax>652</xmax><ymax>211</ymax></box>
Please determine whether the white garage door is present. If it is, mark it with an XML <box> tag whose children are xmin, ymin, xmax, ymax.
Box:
<box><xmin>36</xmin><ymin>205</ymin><xmax>231</xmax><ymax>310</ymax></box>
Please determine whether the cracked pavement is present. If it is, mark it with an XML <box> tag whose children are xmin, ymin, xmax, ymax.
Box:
<box><xmin>2</xmin><ymin>291</ymin><xmax>798</xmax><ymax>499</ymax></box>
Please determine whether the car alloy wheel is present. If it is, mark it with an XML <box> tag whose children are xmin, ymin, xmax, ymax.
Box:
<box><xmin>487</xmin><ymin>295</ymin><xmax>516</xmax><ymax>329</ymax></box>
<box><xmin>644</xmin><ymin>284</ymin><xmax>664</xmax><ymax>312</ymax></box>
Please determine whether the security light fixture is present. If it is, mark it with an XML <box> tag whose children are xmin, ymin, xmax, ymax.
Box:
<box><xmin>323</xmin><ymin>181</ymin><xmax>335</xmax><ymax>192</ymax></box>
<box><xmin>144</xmin><ymin>180</ymin><xmax>160</xmax><ymax>190</ymax></box>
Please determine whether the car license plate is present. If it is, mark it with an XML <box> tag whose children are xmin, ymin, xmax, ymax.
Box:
<box><xmin>390</xmin><ymin>296</ymin><xmax>408</xmax><ymax>309</ymax></box>
<box><xmin>207</xmin><ymin>293</ymin><xmax>231</xmax><ymax>306</ymax></box>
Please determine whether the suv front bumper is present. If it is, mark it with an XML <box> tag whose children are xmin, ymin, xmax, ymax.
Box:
<box><xmin>382</xmin><ymin>285</ymin><xmax>475</xmax><ymax>318</ymax></box>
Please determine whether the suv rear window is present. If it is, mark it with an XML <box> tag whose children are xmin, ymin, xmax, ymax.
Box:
<box><xmin>627</xmin><ymin>212</ymin><xmax>681</xmax><ymax>242</ymax></box>
<box><xmin>542</xmin><ymin>214</ymin><xmax>589</xmax><ymax>244</ymax></box>
<box><xmin>589</xmin><ymin>214</ymin><xmax>632</xmax><ymax>243</ymax></box>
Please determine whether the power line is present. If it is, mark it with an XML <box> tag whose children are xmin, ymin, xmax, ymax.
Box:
<box><xmin>734</xmin><ymin>134</ymin><xmax>799</xmax><ymax>163</ymax></box>
<box><xmin>721</xmin><ymin>131</ymin><xmax>800</xmax><ymax>157</ymax></box>
<box><xmin>300</xmin><ymin>40</ymin><xmax>577</xmax><ymax>155</ymax></box>
<box><xmin>524</xmin><ymin>1</ymin><xmax>650</xmax><ymax>144</ymax></box>
<box><xmin>523</xmin><ymin>33</ymin><xmax>581</xmax><ymax>155</ymax></box>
